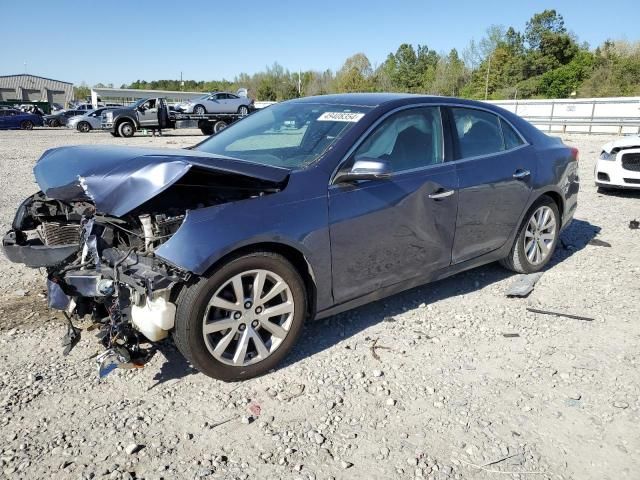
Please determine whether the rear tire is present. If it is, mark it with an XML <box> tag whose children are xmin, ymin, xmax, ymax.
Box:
<box><xmin>173</xmin><ymin>251</ymin><xmax>307</xmax><ymax>381</ymax></box>
<box><xmin>238</xmin><ymin>105</ymin><xmax>249</xmax><ymax>115</ymax></box>
<box><xmin>500</xmin><ymin>195</ymin><xmax>560</xmax><ymax>273</ymax></box>
<box><xmin>213</xmin><ymin>120</ymin><xmax>228</xmax><ymax>134</ymax></box>
<box><xmin>118</xmin><ymin>121</ymin><xmax>135</xmax><ymax>138</ymax></box>
<box><xmin>20</xmin><ymin>120</ymin><xmax>33</xmax><ymax>130</ymax></box>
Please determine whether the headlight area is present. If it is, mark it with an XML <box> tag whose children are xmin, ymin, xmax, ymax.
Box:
<box><xmin>2</xmin><ymin>192</ymin><xmax>190</xmax><ymax>376</ymax></box>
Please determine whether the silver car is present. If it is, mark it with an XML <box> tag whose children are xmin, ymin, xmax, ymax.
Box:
<box><xmin>176</xmin><ymin>92</ymin><xmax>253</xmax><ymax>115</ymax></box>
<box><xmin>67</xmin><ymin>108</ymin><xmax>116</xmax><ymax>133</ymax></box>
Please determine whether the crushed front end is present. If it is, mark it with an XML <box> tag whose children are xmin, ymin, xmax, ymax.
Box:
<box><xmin>3</xmin><ymin>191</ymin><xmax>190</xmax><ymax>375</ymax></box>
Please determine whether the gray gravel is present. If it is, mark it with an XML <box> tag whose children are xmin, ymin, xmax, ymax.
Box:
<box><xmin>0</xmin><ymin>127</ymin><xmax>639</xmax><ymax>479</ymax></box>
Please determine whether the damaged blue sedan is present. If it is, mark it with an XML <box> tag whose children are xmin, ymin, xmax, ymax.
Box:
<box><xmin>2</xmin><ymin>94</ymin><xmax>579</xmax><ymax>381</ymax></box>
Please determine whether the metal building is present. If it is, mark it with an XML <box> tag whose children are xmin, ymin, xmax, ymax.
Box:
<box><xmin>0</xmin><ymin>74</ymin><xmax>74</xmax><ymax>106</ymax></box>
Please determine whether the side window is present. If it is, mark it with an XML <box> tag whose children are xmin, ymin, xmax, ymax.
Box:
<box><xmin>500</xmin><ymin>118</ymin><xmax>524</xmax><ymax>150</ymax></box>
<box><xmin>352</xmin><ymin>107</ymin><xmax>443</xmax><ymax>173</ymax></box>
<box><xmin>228</xmin><ymin>94</ymin><xmax>238</xmax><ymax>99</ymax></box>
<box><xmin>451</xmin><ymin>107</ymin><xmax>504</xmax><ymax>159</ymax></box>
<box><xmin>216</xmin><ymin>93</ymin><xmax>226</xmax><ymax>100</ymax></box>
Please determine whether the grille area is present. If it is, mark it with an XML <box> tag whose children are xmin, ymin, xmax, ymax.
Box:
<box><xmin>623</xmin><ymin>178</ymin><xmax>640</xmax><ymax>185</ymax></box>
<box><xmin>621</xmin><ymin>152</ymin><xmax>640</xmax><ymax>172</ymax></box>
<box><xmin>37</xmin><ymin>222</ymin><xmax>82</xmax><ymax>246</ymax></box>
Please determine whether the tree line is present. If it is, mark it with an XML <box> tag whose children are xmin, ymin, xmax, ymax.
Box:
<box><xmin>75</xmin><ymin>10</ymin><xmax>640</xmax><ymax>101</ymax></box>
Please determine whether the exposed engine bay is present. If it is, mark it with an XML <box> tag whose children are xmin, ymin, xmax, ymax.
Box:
<box><xmin>3</xmin><ymin>165</ymin><xmax>285</xmax><ymax>376</ymax></box>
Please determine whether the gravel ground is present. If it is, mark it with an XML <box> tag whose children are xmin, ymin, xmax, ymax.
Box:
<box><xmin>0</xmin><ymin>128</ymin><xmax>639</xmax><ymax>480</ymax></box>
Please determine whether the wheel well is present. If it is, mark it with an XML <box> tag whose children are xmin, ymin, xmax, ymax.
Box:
<box><xmin>115</xmin><ymin>117</ymin><xmax>135</xmax><ymax>129</ymax></box>
<box><xmin>540</xmin><ymin>190</ymin><xmax>564</xmax><ymax>220</ymax></box>
<box><xmin>201</xmin><ymin>243</ymin><xmax>317</xmax><ymax>319</ymax></box>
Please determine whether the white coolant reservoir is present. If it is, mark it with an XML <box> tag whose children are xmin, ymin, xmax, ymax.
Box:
<box><xmin>131</xmin><ymin>296</ymin><xmax>176</xmax><ymax>341</ymax></box>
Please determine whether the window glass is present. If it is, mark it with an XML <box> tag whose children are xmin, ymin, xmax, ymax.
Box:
<box><xmin>451</xmin><ymin>107</ymin><xmax>504</xmax><ymax>158</ymax></box>
<box><xmin>500</xmin><ymin>118</ymin><xmax>524</xmax><ymax>150</ymax></box>
<box><xmin>195</xmin><ymin>102</ymin><xmax>371</xmax><ymax>168</ymax></box>
<box><xmin>352</xmin><ymin>107</ymin><xmax>443</xmax><ymax>172</ymax></box>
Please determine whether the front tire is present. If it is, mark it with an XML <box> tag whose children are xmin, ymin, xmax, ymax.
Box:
<box><xmin>500</xmin><ymin>196</ymin><xmax>560</xmax><ymax>273</ymax></box>
<box><xmin>193</xmin><ymin>104</ymin><xmax>206</xmax><ymax>115</ymax></box>
<box><xmin>50</xmin><ymin>119</ymin><xmax>60</xmax><ymax>127</ymax></box>
<box><xmin>77</xmin><ymin>121</ymin><xmax>91</xmax><ymax>133</ymax></box>
<box><xmin>118</xmin><ymin>121</ymin><xmax>135</xmax><ymax>137</ymax></box>
<box><xmin>213</xmin><ymin>120</ymin><xmax>228</xmax><ymax>133</ymax></box>
<box><xmin>20</xmin><ymin>120</ymin><xmax>34</xmax><ymax>130</ymax></box>
<box><xmin>238</xmin><ymin>105</ymin><xmax>249</xmax><ymax>115</ymax></box>
<box><xmin>173</xmin><ymin>251</ymin><xmax>307</xmax><ymax>381</ymax></box>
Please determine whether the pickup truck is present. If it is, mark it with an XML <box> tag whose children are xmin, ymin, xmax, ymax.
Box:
<box><xmin>103</xmin><ymin>97</ymin><xmax>245</xmax><ymax>137</ymax></box>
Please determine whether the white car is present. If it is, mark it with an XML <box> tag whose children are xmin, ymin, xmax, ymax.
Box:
<box><xmin>595</xmin><ymin>135</ymin><xmax>640</xmax><ymax>190</ymax></box>
<box><xmin>175</xmin><ymin>92</ymin><xmax>253</xmax><ymax>115</ymax></box>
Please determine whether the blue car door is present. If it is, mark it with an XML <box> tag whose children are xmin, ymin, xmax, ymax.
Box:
<box><xmin>328</xmin><ymin>106</ymin><xmax>458</xmax><ymax>304</ymax></box>
<box><xmin>446</xmin><ymin>106</ymin><xmax>536</xmax><ymax>263</ymax></box>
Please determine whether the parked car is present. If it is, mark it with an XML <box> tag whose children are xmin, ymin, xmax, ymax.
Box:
<box><xmin>51</xmin><ymin>103</ymin><xmax>65</xmax><ymax>112</ymax></box>
<box><xmin>595</xmin><ymin>135</ymin><xmax>640</xmax><ymax>190</ymax></box>
<box><xmin>2</xmin><ymin>94</ymin><xmax>579</xmax><ymax>381</ymax></box>
<box><xmin>67</xmin><ymin>107</ymin><xmax>116</xmax><ymax>132</ymax></box>
<box><xmin>175</xmin><ymin>92</ymin><xmax>254</xmax><ymax>115</ymax></box>
<box><xmin>44</xmin><ymin>110</ymin><xmax>85</xmax><ymax>127</ymax></box>
<box><xmin>0</xmin><ymin>108</ymin><xmax>44</xmax><ymax>129</ymax></box>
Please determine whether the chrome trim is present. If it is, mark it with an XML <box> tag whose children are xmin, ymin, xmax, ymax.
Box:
<box><xmin>428</xmin><ymin>189</ymin><xmax>455</xmax><ymax>199</ymax></box>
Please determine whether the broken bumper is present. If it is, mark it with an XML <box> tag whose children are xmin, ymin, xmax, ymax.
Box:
<box><xmin>2</xmin><ymin>230</ymin><xmax>79</xmax><ymax>267</ymax></box>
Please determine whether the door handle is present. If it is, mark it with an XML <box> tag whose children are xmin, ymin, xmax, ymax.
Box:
<box><xmin>513</xmin><ymin>169</ymin><xmax>531</xmax><ymax>180</ymax></box>
<box><xmin>428</xmin><ymin>189</ymin><xmax>455</xmax><ymax>199</ymax></box>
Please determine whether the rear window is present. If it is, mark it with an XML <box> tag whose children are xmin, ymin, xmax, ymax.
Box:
<box><xmin>451</xmin><ymin>107</ymin><xmax>504</xmax><ymax>158</ymax></box>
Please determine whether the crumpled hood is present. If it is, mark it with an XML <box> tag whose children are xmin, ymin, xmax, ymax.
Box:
<box><xmin>34</xmin><ymin>145</ymin><xmax>290</xmax><ymax>217</ymax></box>
<box><xmin>602</xmin><ymin>135</ymin><xmax>640</xmax><ymax>153</ymax></box>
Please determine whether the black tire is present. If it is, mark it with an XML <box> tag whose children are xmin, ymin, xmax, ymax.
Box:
<box><xmin>237</xmin><ymin>105</ymin><xmax>249</xmax><ymax>116</ymax></box>
<box><xmin>500</xmin><ymin>195</ymin><xmax>560</xmax><ymax>273</ymax></box>
<box><xmin>110</xmin><ymin>131</ymin><xmax>120</xmax><ymax>137</ymax></box>
<box><xmin>118</xmin><ymin>121</ymin><xmax>135</xmax><ymax>138</ymax></box>
<box><xmin>193</xmin><ymin>104</ymin><xmax>206</xmax><ymax>115</ymax></box>
<box><xmin>199</xmin><ymin>122</ymin><xmax>214</xmax><ymax>135</ymax></box>
<box><xmin>213</xmin><ymin>120</ymin><xmax>228</xmax><ymax>133</ymax></box>
<box><xmin>77</xmin><ymin>121</ymin><xmax>91</xmax><ymax>133</ymax></box>
<box><xmin>173</xmin><ymin>251</ymin><xmax>307</xmax><ymax>381</ymax></box>
<box><xmin>50</xmin><ymin>119</ymin><xmax>60</xmax><ymax>127</ymax></box>
<box><xmin>20</xmin><ymin>120</ymin><xmax>33</xmax><ymax>130</ymax></box>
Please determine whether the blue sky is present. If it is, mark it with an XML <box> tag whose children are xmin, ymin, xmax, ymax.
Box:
<box><xmin>1</xmin><ymin>0</ymin><xmax>638</xmax><ymax>86</ymax></box>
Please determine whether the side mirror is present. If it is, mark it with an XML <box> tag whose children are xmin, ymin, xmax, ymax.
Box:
<box><xmin>334</xmin><ymin>158</ymin><xmax>392</xmax><ymax>184</ymax></box>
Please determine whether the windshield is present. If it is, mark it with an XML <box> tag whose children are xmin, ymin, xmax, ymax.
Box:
<box><xmin>128</xmin><ymin>98</ymin><xmax>148</xmax><ymax>108</ymax></box>
<box><xmin>193</xmin><ymin>102</ymin><xmax>372</xmax><ymax>168</ymax></box>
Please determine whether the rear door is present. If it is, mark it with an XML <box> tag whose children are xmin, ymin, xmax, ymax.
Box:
<box><xmin>446</xmin><ymin>106</ymin><xmax>536</xmax><ymax>263</ymax></box>
<box><xmin>328</xmin><ymin>106</ymin><xmax>458</xmax><ymax>303</ymax></box>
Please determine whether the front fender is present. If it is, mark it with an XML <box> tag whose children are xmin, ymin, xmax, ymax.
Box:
<box><xmin>154</xmin><ymin>193</ymin><xmax>333</xmax><ymax>310</ymax></box>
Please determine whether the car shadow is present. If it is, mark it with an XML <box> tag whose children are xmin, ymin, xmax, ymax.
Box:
<box><xmin>282</xmin><ymin>218</ymin><xmax>600</xmax><ymax>369</ymax></box>
<box><xmin>597</xmin><ymin>188</ymin><xmax>640</xmax><ymax>200</ymax></box>
<box><xmin>147</xmin><ymin>341</ymin><xmax>198</xmax><ymax>389</ymax></box>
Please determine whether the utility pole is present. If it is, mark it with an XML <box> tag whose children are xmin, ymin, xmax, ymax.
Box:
<box><xmin>484</xmin><ymin>54</ymin><xmax>491</xmax><ymax>100</ymax></box>
<box><xmin>298</xmin><ymin>69</ymin><xmax>302</xmax><ymax>96</ymax></box>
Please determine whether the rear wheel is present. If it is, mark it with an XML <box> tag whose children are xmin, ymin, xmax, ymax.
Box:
<box><xmin>20</xmin><ymin>120</ymin><xmax>33</xmax><ymax>130</ymax></box>
<box><xmin>118</xmin><ymin>121</ymin><xmax>135</xmax><ymax>138</ymax></box>
<box><xmin>213</xmin><ymin>120</ymin><xmax>228</xmax><ymax>133</ymax></box>
<box><xmin>199</xmin><ymin>121</ymin><xmax>214</xmax><ymax>135</ymax></box>
<box><xmin>50</xmin><ymin>119</ymin><xmax>60</xmax><ymax>127</ymax></box>
<box><xmin>238</xmin><ymin>105</ymin><xmax>249</xmax><ymax>116</ymax></box>
<box><xmin>500</xmin><ymin>196</ymin><xmax>560</xmax><ymax>273</ymax></box>
<box><xmin>77</xmin><ymin>121</ymin><xmax>91</xmax><ymax>133</ymax></box>
<box><xmin>173</xmin><ymin>251</ymin><xmax>307</xmax><ymax>381</ymax></box>
<box><xmin>193</xmin><ymin>104</ymin><xmax>206</xmax><ymax>115</ymax></box>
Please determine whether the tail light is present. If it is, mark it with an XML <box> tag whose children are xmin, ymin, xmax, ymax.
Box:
<box><xmin>570</xmin><ymin>147</ymin><xmax>579</xmax><ymax>162</ymax></box>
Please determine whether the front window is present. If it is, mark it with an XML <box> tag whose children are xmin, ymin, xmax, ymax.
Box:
<box><xmin>194</xmin><ymin>102</ymin><xmax>372</xmax><ymax>169</ymax></box>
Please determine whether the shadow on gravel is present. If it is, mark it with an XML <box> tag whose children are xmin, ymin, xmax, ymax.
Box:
<box><xmin>282</xmin><ymin>218</ymin><xmax>601</xmax><ymax>369</ymax></box>
<box><xmin>596</xmin><ymin>188</ymin><xmax>640</xmax><ymax>200</ymax></box>
<box><xmin>148</xmin><ymin>342</ymin><xmax>198</xmax><ymax>389</ymax></box>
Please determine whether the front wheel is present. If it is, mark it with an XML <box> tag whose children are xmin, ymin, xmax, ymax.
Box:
<box><xmin>500</xmin><ymin>196</ymin><xmax>560</xmax><ymax>273</ymax></box>
<box><xmin>118</xmin><ymin>121</ymin><xmax>135</xmax><ymax>138</ymax></box>
<box><xmin>50</xmin><ymin>119</ymin><xmax>60</xmax><ymax>127</ymax></box>
<box><xmin>193</xmin><ymin>104</ymin><xmax>206</xmax><ymax>115</ymax></box>
<box><xmin>77</xmin><ymin>121</ymin><xmax>91</xmax><ymax>133</ymax></box>
<box><xmin>20</xmin><ymin>120</ymin><xmax>34</xmax><ymax>130</ymax></box>
<box><xmin>173</xmin><ymin>251</ymin><xmax>307</xmax><ymax>381</ymax></box>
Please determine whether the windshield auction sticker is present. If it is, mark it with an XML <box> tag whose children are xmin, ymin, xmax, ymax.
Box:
<box><xmin>317</xmin><ymin>112</ymin><xmax>365</xmax><ymax>122</ymax></box>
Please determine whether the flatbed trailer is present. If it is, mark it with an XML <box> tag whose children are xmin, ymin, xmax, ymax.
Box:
<box><xmin>102</xmin><ymin>97</ymin><xmax>250</xmax><ymax>137</ymax></box>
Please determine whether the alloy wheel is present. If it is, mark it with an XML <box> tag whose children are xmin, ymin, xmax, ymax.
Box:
<box><xmin>238</xmin><ymin>106</ymin><xmax>249</xmax><ymax>115</ymax></box>
<box><xmin>524</xmin><ymin>205</ymin><xmax>557</xmax><ymax>265</ymax></box>
<box><xmin>202</xmin><ymin>269</ymin><xmax>294</xmax><ymax>366</ymax></box>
